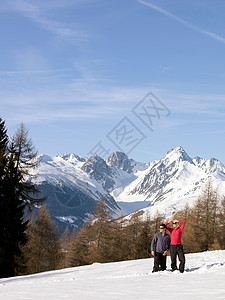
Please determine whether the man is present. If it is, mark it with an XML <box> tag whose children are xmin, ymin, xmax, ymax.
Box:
<box><xmin>151</xmin><ymin>224</ymin><xmax>171</xmax><ymax>272</ymax></box>
<box><xmin>165</xmin><ymin>219</ymin><xmax>185</xmax><ymax>273</ymax></box>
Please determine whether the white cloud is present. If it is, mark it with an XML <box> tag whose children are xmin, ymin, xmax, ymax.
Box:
<box><xmin>1</xmin><ymin>74</ymin><xmax>224</xmax><ymax>126</ymax></box>
<box><xmin>0</xmin><ymin>69</ymin><xmax>69</xmax><ymax>77</ymax></box>
<box><xmin>136</xmin><ymin>0</ymin><xmax>225</xmax><ymax>45</ymax></box>
<box><xmin>2</xmin><ymin>0</ymin><xmax>88</xmax><ymax>42</ymax></box>
<box><xmin>12</xmin><ymin>48</ymin><xmax>50</xmax><ymax>71</ymax></box>
<box><xmin>0</xmin><ymin>57</ymin><xmax>224</xmax><ymax>126</ymax></box>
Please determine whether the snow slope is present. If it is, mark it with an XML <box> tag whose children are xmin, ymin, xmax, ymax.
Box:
<box><xmin>0</xmin><ymin>250</ymin><xmax>225</xmax><ymax>299</ymax></box>
<box><xmin>30</xmin><ymin>154</ymin><xmax>121</xmax><ymax>231</ymax></box>
<box><xmin>117</xmin><ymin>146</ymin><xmax>225</xmax><ymax>218</ymax></box>
<box><xmin>27</xmin><ymin>146</ymin><xmax>225</xmax><ymax>229</ymax></box>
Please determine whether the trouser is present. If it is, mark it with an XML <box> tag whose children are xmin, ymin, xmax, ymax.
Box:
<box><xmin>170</xmin><ymin>244</ymin><xmax>185</xmax><ymax>273</ymax></box>
<box><xmin>153</xmin><ymin>252</ymin><xmax>167</xmax><ymax>272</ymax></box>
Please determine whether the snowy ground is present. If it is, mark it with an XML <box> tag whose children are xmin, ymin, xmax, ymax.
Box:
<box><xmin>0</xmin><ymin>250</ymin><xmax>225</xmax><ymax>300</ymax></box>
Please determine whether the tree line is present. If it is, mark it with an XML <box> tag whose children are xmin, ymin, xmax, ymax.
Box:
<box><xmin>21</xmin><ymin>182</ymin><xmax>225</xmax><ymax>276</ymax></box>
<box><xmin>173</xmin><ymin>181</ymin><xmax>225</xmax><ymax>253</ymax></box>
<box><xmin>21</xmin><ymin>198</ymin><xmax>164</xmax><ymax>274</ymax></box>
<box><xmin>1</xmin><ymin>117</ymin><xmax>225</xmax><ymax>278</ymax></box>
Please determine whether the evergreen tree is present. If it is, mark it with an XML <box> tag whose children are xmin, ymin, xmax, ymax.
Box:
<box><xmin>0</xmin><ymin>119</ymin><xmax>27</xmax><ymax>278</ymax></box>
<box><xmin>9</xmin><ymin>122</ymin><xmax>43</xmax><ymax>209</ymax></box>
<box><xmin>0</xmin><ymin>119</ymin><xmax>44</xmax><ymax>278</ymax></box>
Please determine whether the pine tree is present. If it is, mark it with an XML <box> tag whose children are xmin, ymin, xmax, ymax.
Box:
<box><xmin>0</xmin><ymin>119</ymin><xmax>44</xmax><ymax>278</ymax></box>
<box><xmin>0</xmin><ymin>119</ymin><xmax>27</xmax><ymax>278</ymax></box>
<box><xmin>9</xmin><ymin>122</ymin><xmax>44</xmax><ymax>208</ymax></box>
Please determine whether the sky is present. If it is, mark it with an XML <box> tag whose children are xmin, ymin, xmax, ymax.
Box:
<box><xmin>0</xmin><ymin>0</ymin><xmax>225</xmax><ymax>164</ymax></box>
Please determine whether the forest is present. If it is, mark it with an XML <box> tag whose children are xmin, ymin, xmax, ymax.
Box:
<box><xmin>22</xmin><ymin>181</ymin><xmax>225</xmax><ymax>276</ymax></box>
<box><xmin>1</xmin><ymin>117</ymin><xmax>225</xmax><ymax>278</ymax></box>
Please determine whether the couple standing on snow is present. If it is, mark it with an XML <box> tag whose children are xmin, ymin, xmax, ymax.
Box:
<box><xmin>151</xmin><ymin>220</ymin><xmax>185</xmax><ymax>273</ymax></box>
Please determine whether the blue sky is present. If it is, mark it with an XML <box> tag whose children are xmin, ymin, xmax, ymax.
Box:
<box><xmin>1</xmin><ymin>0</ymin><xmax>225</xmax><ymax>163</ymax></box>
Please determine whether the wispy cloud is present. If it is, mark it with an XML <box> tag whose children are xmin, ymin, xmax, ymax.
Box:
<box><xmin>0</xmin><ymin>76</ymin><xmax>149</xmax><ymax>123</ymax></box>
<box><xmin>0</xmin><ymin>69</ymin><xmax>70</xmax><ymax>77</ymax></box>
<box><xmin>0</xmin><ymin>56</ymin><xmax>224</xmax><ymax>126</ymax></box>
<box><xmin>158</xmin><ymin>89</ymin><xmax>225</xmax><ymax>115</ymax></box>
<box><xmin>3</xmin><ymin>0</ymin><xmax>88</xmax><ymax>42</ymax></box>
<box><xmin>1</xmin><ymin>75</ymin><xmax>224</xmax><ymax>126</ymax></box>
<box><xmin>136</xmin><ymin>0</ymin><xmax>225</xmax><ymax>45</ymax></box>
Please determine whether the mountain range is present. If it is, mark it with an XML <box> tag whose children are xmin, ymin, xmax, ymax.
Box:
<box><xmin>31</xmin><ymin>146</ymin><xmax>225</xmax><ymax>232</ymax></box>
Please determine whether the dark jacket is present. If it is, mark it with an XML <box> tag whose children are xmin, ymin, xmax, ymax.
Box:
<box><xmin>151</xmin><ymin>232</ymin><xmax>171</xmax><ymax>253</ymax></box>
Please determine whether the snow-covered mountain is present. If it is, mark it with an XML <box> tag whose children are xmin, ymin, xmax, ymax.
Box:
<box><xmin>31</xmin><ymin>146</ymin><xmax>225</xmax><ymax>231</ymax></box>
<box><xmin>31</xmin><ymin>153</ymin><xmax>122</xmax><ymax>232</ymax></box>
<box><xmin>116</xmin><ymin>146</ymin><xmax>225</xmax><ymax>218</ymax></box>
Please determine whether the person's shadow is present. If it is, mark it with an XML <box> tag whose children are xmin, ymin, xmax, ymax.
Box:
<box><xmin>184</xmin><ymin>262</ymin><xmax>224</xmax><ymax>272</ymax></box>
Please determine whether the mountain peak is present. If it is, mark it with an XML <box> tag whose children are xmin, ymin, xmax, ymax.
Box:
<box><xmin>61</xmin><ymin>153</ymin><xmax>86</xmax><ymax>163</ymax></box>
<box><xmin>164</xmin><ymin>146</ymin><xmax>193</xmax><ymax>164</ymax></box>
<box><xmin>38</xmin><ymin>154</ymin><xmax>53</xmax><ymax>164</ymax></box>
<box><xmin>168</xmin><ymin>146</ymin><xmax>186</xmax><ymax>155</ymax></box>
<box><xmin>106</xmin><ymin>151</ymin><xmax>133</xmax><ymax>173</ymax></box>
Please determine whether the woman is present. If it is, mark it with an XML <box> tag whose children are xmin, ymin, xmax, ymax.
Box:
<box><xmin>165</xmin><ymin>219</ymin><xmax>185</xmax><ymax>273</ymax></box>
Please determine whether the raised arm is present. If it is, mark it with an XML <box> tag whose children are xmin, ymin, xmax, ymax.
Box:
<box><xmin>165</xmin><ymin>220</ymin><xmax>173</xmax><ymax>233</ymax></box>
<box><xmin>179</xmin><ymin>220</ymin><xmax>185</xmax><ymax>231</ymax></box>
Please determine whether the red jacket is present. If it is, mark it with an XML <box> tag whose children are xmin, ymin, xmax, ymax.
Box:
<box><xmin>165</xmin><ymin>220</ymin><xmax>185</xmax><ymax>245</ymax></box>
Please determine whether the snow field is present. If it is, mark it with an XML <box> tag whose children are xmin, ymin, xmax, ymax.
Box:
<box><xmin>0</xmin><ymin>250</ymin><xmax>225</xmax><ymax>299</ymax></box>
